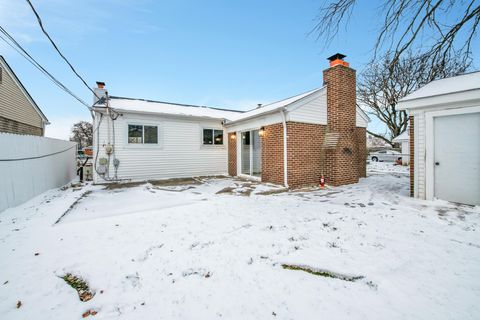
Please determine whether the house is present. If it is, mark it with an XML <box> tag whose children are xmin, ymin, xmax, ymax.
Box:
<box><xmin>398</xmin><ymin>71</ymin><xmax>480</xmax><ymax>206</ymax></box>
<box><xmin>92</xmin><ymin>53</ymin><xmax>369</xmax><ymax>188</ymax></box>
<box><xmin>392</xmin><ymin>130</ymin><xmax>409</xmax><ymax>165</ymax></box>
<box><xmin>0</xmin><ymin>56</ymin><xmax>49</xmax><ymax>136</ymax></box>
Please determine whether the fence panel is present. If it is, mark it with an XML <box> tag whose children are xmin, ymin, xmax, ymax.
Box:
<box><xmin>0</xmin><ymin>133</ymin><xmax>76</xmax><ymax>212</ymax></box>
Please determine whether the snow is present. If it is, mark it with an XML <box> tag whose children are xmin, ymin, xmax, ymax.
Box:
<box><xmin>1</xmin><ymin>166</ymin><xmax>479</xmax><ymax>319</ymax></box>
<box><xmin>98</xmin><ymin>88</ymin><xmax>325</xmax><ymax>123</ymax></box>
<box><xmin>99</xmin><ymin>97</ymin><xmax>243</xmax><ymax>120</ymax></box>
<box><xmin>367</xmin><ymin>161</ymin><xmax>409</xmax><ymax>175</ymax></box>
<box><xmin>399</xmin><ymin>70</ymin><xmax>480</xmax><ymax>102</ymax></box>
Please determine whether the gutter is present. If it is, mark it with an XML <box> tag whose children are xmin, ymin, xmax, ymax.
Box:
<box><xmin>280</xmin><ymin>108</ymin><xmax>289</xmax><ymax>188</ymax></box>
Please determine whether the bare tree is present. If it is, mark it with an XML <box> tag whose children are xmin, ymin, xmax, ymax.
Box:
<box><xmin>312</xmin><ymin>0</ymin><xmax>479</xmax><ymax>69</ymax></box>
<box><xmin>359</xmin><ymin>51</ymin><xmax>470</xmax><ymax>145</ymax></box>
<box><xmin>70</xmin><ymin>121</ymin><xmax>93</xmax><ymax>150</ymax></box>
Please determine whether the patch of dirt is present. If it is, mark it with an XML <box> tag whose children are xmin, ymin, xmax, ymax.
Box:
<box><xmin>256</xmin><ymin>188</ymin><xmax>289</xmax><ymax>196</ymax></box>
<box><xmin>61</xmin><ymin>273</ymin><xmax>95</xmax><ymax>302</ymax></box>
<box><xmin>216</xmin><ymin>184</ymin><xmax>253</xmax><ymax>196</ymax></box>
<box><xmin>148</xmin><ymin>177</ymin><xmax>203</xmax><ymax>187</ymax></box>
<box><xmin>282</xmin><ymin>264</ymin><xmax>364</xmax><ymax>282</ymax></box>
<box><xmin>150</xmin><ymin>185</ymin><xmax>196</xmax><ymax>192</ymax></box>
<box><xmin>216</xmin><ymin>186</ymin><xmax>236</xmax><ymax>194</ymax></box>
<box><xmin>103</xmin><ymin>181</ymin><xmax>145</xmax><ymax>190</ymax></box>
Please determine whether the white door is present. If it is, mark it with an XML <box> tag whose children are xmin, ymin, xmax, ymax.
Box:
<box><xmin>434</xmin><ymin>112</ymin><xmax>480</xmax><ymax>205</ymax></box>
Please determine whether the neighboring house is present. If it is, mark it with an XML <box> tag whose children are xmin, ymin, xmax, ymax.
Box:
<box><xmin>392</xmin><ymin>130</ymin><xmax>409</xmax><ymax>165</ymax></box>
<box><xmin>398</xmin><ymin>71</ymin><xmax>480</xmax><ymax>206</ymax></box>
<box><xmin>92</xmin><ymin>53</ymin><xmax>369</xmax><ymax>188</ymax></box>
<box><xmin>0</xmin><ymin>56</ymin><xmax>49</xmax><ymax>136</ymax></box>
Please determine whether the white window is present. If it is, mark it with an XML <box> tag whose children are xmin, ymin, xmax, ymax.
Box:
<box><xmin>203</xmin><ymin>129</ymin><xmax>223</xmax><ymax>145</ymax></box>
<box><xmin>128</xmin><ymin>124</ymin><xmax>158</xmax><ymax>144</ymax></box>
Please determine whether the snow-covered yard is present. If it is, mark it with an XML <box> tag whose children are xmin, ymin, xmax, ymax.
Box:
<box><xmin>1</xmin><ymin>163</ymin><xmax>479</xmax><ymax>319</ymax></box>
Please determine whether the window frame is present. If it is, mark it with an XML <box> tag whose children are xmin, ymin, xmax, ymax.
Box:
<box><xmin>202</xmin><ymin>128</ymin><xmax>224</xmax><ymax>146</ymax></box>
<box><xmin>127</xmin><ymin>123</ymin><xmax>160</xmax><ymax>146</ymax></box>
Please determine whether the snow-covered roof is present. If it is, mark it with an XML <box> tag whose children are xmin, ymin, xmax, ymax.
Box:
<box><xmin>225</xmin><ymin>87</ymin><xmax>324</xmax><ymax>124</ymax></box>
<box><xmin>94</xmin><ymin>96</ymin><xmax>243</xmax><ymax>120</ymax></box>
<box><xmin>398</xmin><ymin>71</ymin><xmax>480</xmax><ymax>110</ymax></box>
<box><xmin>392</xmin><ymin>130</ymin><xmax>409</xmax><ymax>142</ymax></box>
<box><xmin>94</xmin><ymin>86</ymin><xmax>370</xmax><ymax>125</ymax></box>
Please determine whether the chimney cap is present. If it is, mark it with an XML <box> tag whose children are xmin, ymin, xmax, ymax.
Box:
<box><xmin>96</xmin><ymin>81</ymin><xmax>105</xmax><ymax>88</ymax></box>
<box><xmin>327</xmin><ymin>53</ymin><xmax>346</xmax><ymax>61</ymax></box>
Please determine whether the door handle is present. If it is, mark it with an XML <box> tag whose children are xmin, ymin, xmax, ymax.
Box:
<box><xmin>435</xmin><ymin>162</ymin><xmax>440</xmax><ymax>166</ymax></box>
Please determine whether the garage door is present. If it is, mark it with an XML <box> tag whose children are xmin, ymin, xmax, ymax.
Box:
<box><xmin>434</xmin><ymin>112</ymin><xmax>480</xmax><ymax>205</ymax></box>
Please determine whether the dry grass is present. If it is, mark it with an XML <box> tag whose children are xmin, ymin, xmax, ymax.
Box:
<box><xmin>282</xmin><ymin>264</ymin><xmax>364</xmax><ymax>282</ymax></box>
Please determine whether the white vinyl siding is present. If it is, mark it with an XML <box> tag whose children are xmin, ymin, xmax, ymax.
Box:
<box><xmin>356</xmin><ymin>108</ymin><xmax>368</xmax><ymax>127</ymax></box>
<box><xmin>413</xmin><ymin>110</ymin><xmax>426</xmax><ymax>199</ymax></box>
<box><xmin>288</xmin><ymin>90</ymin><xmax>327</xmax><ymax>124</ymax></box>
<box><xmin>93</xmin><ymin>112</ymin><xmax>228</xmax><ymax>183</ymax></box>
<box><xmin>0</xmin><ymin>60</ymin><xmax>43</xmax><ymax>129</ymax></box>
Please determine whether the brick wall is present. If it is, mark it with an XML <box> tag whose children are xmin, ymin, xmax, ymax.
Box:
<box><xmin>0</xmin><ymin>115</ymin><xmax>43</xmax><ymax>136</ymax></box>
<box><xmin>226</xmin><ymin>60</ymin><xmax>366</xmax><ymax>189</ymax></box>
<box><xmin>261</xmin><ymin>123</ymin><xmax>284</xmax><ymax>185</ymax></box>
<box><xmin>227</xmin><ymin>132</ymin><xmax>237</xmax><ymax>176</ymax></box>
<box><xmin>286</xmin><ymin>122</ymin><xmax>327</xmax><ymax>188</ymax></box>
<box><xmin>409</xmin><ymin>116</ymin><xmax>414</xmax><ymax>197</ymax></box>
<box><xmin>322</xmin><ymin>64</ymin><xmax>360</xmax><ymax>186</ymax></box>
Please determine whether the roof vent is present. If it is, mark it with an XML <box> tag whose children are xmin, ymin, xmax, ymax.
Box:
<box><xmin>257</xmin><ymin>103</ymin><xmax>263</xmax><ymax>109</ymax></box>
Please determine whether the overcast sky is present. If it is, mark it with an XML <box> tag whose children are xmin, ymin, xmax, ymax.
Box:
<box><xmin>1</xmin><ymin>0</ymin><xmax>478</xmax><ymax>140</ymax></box>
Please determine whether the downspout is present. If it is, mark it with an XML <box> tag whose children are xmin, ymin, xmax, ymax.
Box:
<box><xmin>280</xmin><ymin>108</ymin><xmax>289</xmax><ymax>188</ymax></box>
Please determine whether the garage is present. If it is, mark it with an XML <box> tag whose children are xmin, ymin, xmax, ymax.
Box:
<box><xmin>432</xmin><ymin>111</ymin><xmax>480</xmax><ymax>205</ymax></box>
<box><xmin>398</xmin><ymin>71</ymin><xmax>480</xmax><ymax>205</ymax></box>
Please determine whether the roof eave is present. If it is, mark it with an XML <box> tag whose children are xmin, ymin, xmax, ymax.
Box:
<box><xmin>398</xmin><ymin>88</ymin><xmax>480</xmax><ymax>110</ymax></box>
<box><xmin>92</xmin><ymin>106</ymin><xmax>231</xmax><ymax>121</ymax></box>
<box><xmin>225</xmin><ymin>87</ymin><xmax>325</xmax><ymax>126</ymax></box>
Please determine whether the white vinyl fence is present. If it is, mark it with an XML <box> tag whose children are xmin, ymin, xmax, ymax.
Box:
<box><xmin>0</xmin><ymin>133</ymin><xmax>77</xmax><ymax>212</ymax></box>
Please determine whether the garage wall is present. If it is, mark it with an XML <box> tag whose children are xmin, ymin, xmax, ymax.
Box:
<box><xmin>413</xmin><ymin>111</ymin><xmax>426</xmax><ymax>199</ymax></box>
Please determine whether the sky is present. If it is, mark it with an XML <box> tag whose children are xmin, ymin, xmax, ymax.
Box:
<box><xmin>0</xmin><ymin>0</ymin><xmax>478</xmax><ymax>140</ymax></box>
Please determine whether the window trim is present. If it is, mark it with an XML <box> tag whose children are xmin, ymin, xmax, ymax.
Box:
<box><xmin>202</xmin><ymin>128</ymin><xmax>224</xmax><ymax>146</ymax></box>
<box><xmin>127</xmin><ymin>123</ymin><xmax>160</xmax><ymax>146</ymax></box>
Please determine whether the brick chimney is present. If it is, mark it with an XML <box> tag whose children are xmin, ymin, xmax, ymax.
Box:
<box><xmin>322</xmin><ymin>53</ymin><xmax>359</xmax><ymax>185</ymax></box>
<box><xmin>93</xmin><ymin>81</ymin><xmax>107</xmax><ymax>104</ymax></box>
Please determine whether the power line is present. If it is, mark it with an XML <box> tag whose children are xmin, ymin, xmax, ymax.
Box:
<box><xmin>25</xmin><ymin>0</ymin><xmax>101</xmax><ymax>101</ymax></box>
<box><xmin>0</xmin><ymin>26</ymin><xmax>91</xmax><ymax>109</ymax></box>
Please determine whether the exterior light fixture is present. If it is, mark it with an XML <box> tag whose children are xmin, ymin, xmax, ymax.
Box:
<box><xmin>259</xmin><ymin>127</ymin><xmax>265</xmax><ymax>137</ymax></box>
<box><xmin>230</xmin><ymin>133</ymin><xmax>236</xmax><ymax>139</ymax></box>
